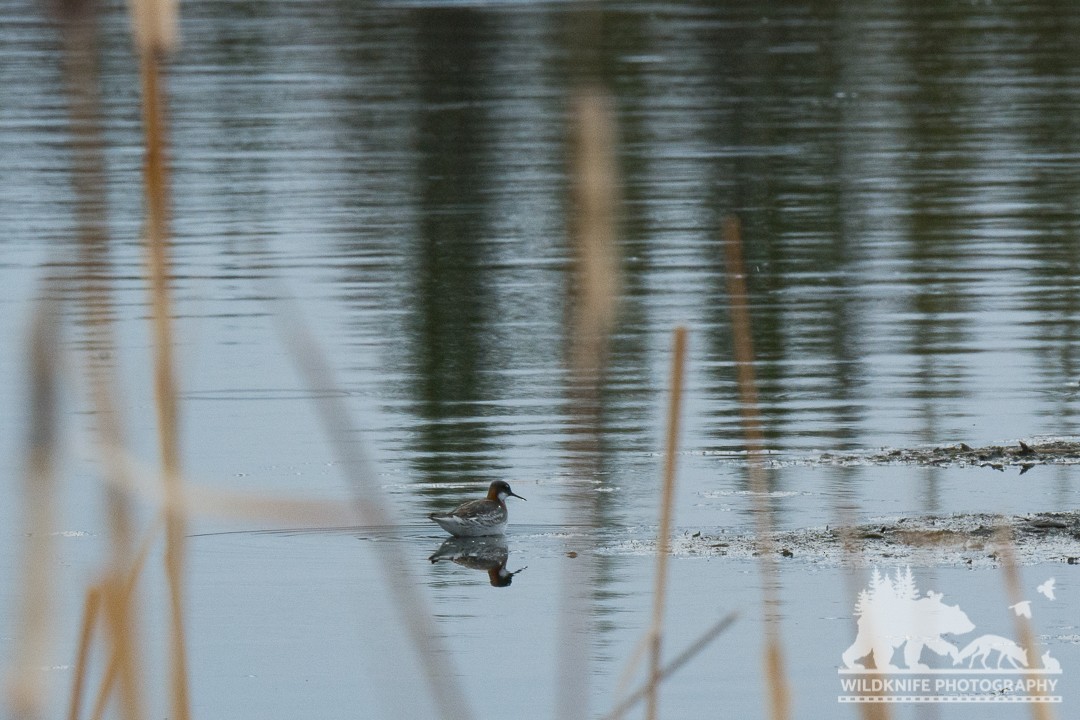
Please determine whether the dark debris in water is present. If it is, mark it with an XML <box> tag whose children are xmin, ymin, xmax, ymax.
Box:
<box><xmin>784</xmin><ymin>439</ymin><xmax>1080</xmax><ymax>471</ymax></box>
<box><xmin>670</xmin><ymin>511</ymin><xmax>1080</xmax><ymax>568</ymax></box>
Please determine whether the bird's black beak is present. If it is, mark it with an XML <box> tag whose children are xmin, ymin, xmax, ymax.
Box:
<box><xmin>509</xmin><ymin>491</ymin><xmax>526</xmax><ymax>501</ymax></box>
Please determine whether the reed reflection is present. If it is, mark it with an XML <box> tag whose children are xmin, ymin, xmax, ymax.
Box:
<box><xmin>407</xmin><ymin>9</ymin><xmax>504</xmax><ymax>492</ymax></box>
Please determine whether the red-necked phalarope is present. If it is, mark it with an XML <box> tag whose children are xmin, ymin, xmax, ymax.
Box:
<box><xmin>428</xmin><ymin>480</ymin><xmax>526</xmax><ymax>537</ymax></box>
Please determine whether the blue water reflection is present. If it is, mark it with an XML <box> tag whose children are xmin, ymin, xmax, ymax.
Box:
<box><xmin>3</xmin><ymin>0</ymin><xmax>1080</xmax><ymax>717</ymax></box>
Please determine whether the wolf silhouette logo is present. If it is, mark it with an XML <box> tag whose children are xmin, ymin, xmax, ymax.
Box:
<box><xmin>954</xmin><ymin>634</ymin><xmax>1028</xmax><ymax>669</ymax></box>
<box><xmin>842</xmin><ymin>568</ymin><xmax>974</xmax><ymax>670</ymax></box>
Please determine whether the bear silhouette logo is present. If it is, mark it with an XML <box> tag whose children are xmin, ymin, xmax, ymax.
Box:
<box><xmin>842</xmin><ymin>568</ymin><xmax>975</xmax><ymax>671</ymax></box>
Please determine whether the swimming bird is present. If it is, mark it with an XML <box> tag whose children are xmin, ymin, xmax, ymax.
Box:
<box><xmin>428</xmin><ymin>480</ymin><xmax>526</xmax><ymax>537</ymax></box>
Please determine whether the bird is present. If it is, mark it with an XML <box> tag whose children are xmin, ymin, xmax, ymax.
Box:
<box><xmin>1009</xmin><ymin>601</ymin><xmax>1032</xmax><ymax>619</ymax></box>
<box><xmin>428</xmin><ymin>480</ymin><xmax>526</xmax><ymax>537</ymax></box>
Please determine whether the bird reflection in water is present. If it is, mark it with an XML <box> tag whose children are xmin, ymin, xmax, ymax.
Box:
<box><xmin>428</xmin><ymin>536</ymin><xmax>526</xmax><ymax>587</ymax></box>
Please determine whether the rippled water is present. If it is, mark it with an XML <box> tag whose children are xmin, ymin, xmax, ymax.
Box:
<box><xmin>3</xmin><ymin>1</ymin><xmax>1080</xmax><ymax>717</ymax></box>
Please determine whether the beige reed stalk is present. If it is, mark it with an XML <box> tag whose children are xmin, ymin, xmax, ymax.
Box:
<box><xmin>58</xmin><ymin>3</ymin><xmax>148</xmax><ymax>716</ymax></box>
<box><xmin>605</xmin><ymin>612</ymin><xmax>737</xmax><ymax>720</ymax></box>
<box><xmin>556</xmin><ymin>88</ymin><xmax>622</xmax><ymax>720</ymax></box>
<box><xmin>837</xmin><ymin>524</ymin><xmax>890</xmax><ymax>720</ymax></box>
<box><xmin>645</xmin><ymin>326</ymin><xmax>688</xmax><ymax>720</ymax></box>
<box><xmin>86</xmin><ymin>522</ymin><xmax>161</xmax><ymax>720</ymax></box>
<box><xmin>274</xmin><ymin>299</ymin><xmax>475</xmax><ymax>720</ymax></box>
<box><xmin>125</xmin><ymin>1</ymin><xmax>188</xmax><ymax>718</ymax></box>
<box><xmin>995</xmin><ymin>526</ymin><xmax>1055</xmax><ymax>720</ymax></box>
<box><xmin>723</xmin><ymin>217</ymin><xmax>791</xmax><ymax>720</ymax></box>
<box><xmin>66</xmin><ymin>585</ymin><xmax>101</xmax><ymax>720</ymax></box>
<box><xmin>7</xmin><ymin>300</ymin><xmax>60</xmax><ymax>720</ymax></box>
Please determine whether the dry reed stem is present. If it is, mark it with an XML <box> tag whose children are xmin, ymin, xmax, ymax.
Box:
<box><xmin>836</xmin><ymin>525</ymin><xmax>890</xmax><ymax>720</ymax></box>
<box><xmin>557</xmin><ymin>88</ymin><xmax>622</xmax><ymax>720</ymax></box>
<box><xmin>83</xmin><ymin>447</ymin><xmax>362</xmax><ymax>524</ymax></box>
<box><xmin>567</xmin><ymin>90</ymin><xmax>621</xmax><ymax>378</ymax></box>
<box><xmin>7</xmin><ymin>298</ymin><xmax>60</xmax><ymax>720</ymax></box>
<box><xmin>80</xmin><ymin>270</ymin><xmax>146</xmax><ymax>720</ymax></box>
<box><xmin>76</xmin><ymin>535</ymin><xmax>157</xmax><ymax>720</ymax></box>
<box><xmin>179</xmin><ymin>484</ymin><xmax>363</xmax><ymax>525</ymax></box>
<box><xmin>829</xmin><ymin>498</ymin><xmax>889</xmax><ymax>716</ymax></box>
<box><xmin>275</xmin><ymin>300</ymin><xmax>473</xmax><ymax>720</ymax></box>
<box><xmin>605</xmin><ymin>612</ymin><xmax>738</xmax><ymax>720</ymax></box>
<box><xmin>126</xmin><ymin>0</ymin><xmax>178</xmax><ymax>54</ymax></box>
<box><xmin>99</xmin><ymin>576</ymin><xmax>145</xmax><ymax>720</ymax></box>
<box><xmin>645</xmin><ymin>326</ymin><xmax>687</xmax><ymax>720</ymax></box>
<box><xmin>612</xmin><ymin>633</ymin><xmax>650</xmax><ymax>701</ymax></box>
<box><xmin>88</xmin><ymin>658</ymin><xmax>117</xmax><ymax>720</ymax></box>
<box><xmin>58</xmin><ymin>4</ymin><xmax>147</xmax><ymax>716</ymax></box>
<box><xmin>85</xmin><ymin>601</ymin><xmax>125</xmax><ymax>720</ymax></box>
<box><xmin>86</xmin><ymin>520</ymin><xmax>161</xmax><ymax>720</ymax></box>
<box><xmin>723</xmin><ymin>217</ymin><xmax>790</xmax><ymax>720</ymax></box>
<box><xmin>130</xmin><ymin>14</ymin><xmax>190</xmax><ymax>716</ymax></box>
<box><xmin>994</xmin><ymin>526</ymin><xmax>1054</xmax><ymax>720</ymax></box>
<box><xmin>101</xmin><ymin>517</ymin><xmax>162</xmax><ymax>720</ymax></box>
<box><xmin>66</xmin><ymin>586</ymin><xmax>102</xmax><ymax>720</ymax></box>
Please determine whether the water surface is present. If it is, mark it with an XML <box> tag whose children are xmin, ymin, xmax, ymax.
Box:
<box><xmin>3</xmin><ymin>0</ymin><xmax>1080</xmax><ymax>717</ymax></box>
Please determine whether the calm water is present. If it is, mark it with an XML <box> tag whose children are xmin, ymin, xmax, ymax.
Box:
<box><xmin>3</xmin><ymin>0</ymin><xmax>1080</xmax><ymax>718</ymax></box>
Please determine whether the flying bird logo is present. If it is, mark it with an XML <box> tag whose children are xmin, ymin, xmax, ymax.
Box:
<box><xmin>1037</xmin><ymin>578</ymin><xmax>1056</xmax><ymax>601</ymax></box>
<box><xmin>1008</xmin><ymin>601</ymin><xmax>1032</xmax><ymax>618</ymax></box>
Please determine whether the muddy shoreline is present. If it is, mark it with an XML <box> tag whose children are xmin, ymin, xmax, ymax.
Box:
<box><xmin>671</xmin><ymin>512</ymin><xmax>1080</xmax><ymax>568</ymax></box>
<box><xmin>661</xmin><ymin>439</ymin><xmax>1080</xmax><ymax>566</ymax></box>
<box><xmin>775</xmin><ymin>439</ymin><xmax>1080</xmax><ymax>472</ymax></box>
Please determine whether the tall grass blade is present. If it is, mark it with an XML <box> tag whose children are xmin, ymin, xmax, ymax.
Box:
<box><xmin>557</xmin><ymin>88</ymin><xmax>622</xmax><ymax>720</ymax></box>
<box><xmin>645</xmin><ymin>326</ymin><xmax>687</xmax><ymax>720</ymax></box>
<box><xmin>275</xmin><ymin>297</ymin><xmax>474</xmax><ymax>720</ymax></box>
<box><xmin>87</xmin><ymin>520</ymin><xmax>161</xmax><ymax>720</ymax></box>
<box><xmin>605</xmin><ymin>612</ymin><xmax>738</xmax><ymax>720</ymax></box>
<box><xmin>66</xmin><ymin>586</ymin><xmax>102</xmax><ymax>720</ymax></box>
<box><xmin>58</xmin><ymin>1</ymin><xmax>148</xmax><ymax>716</ymax></box>
<box><xmin>723</xmin><ymin>217</ymin><xmax>791</xmax><ymax>720</ymax></box>
<box><xmin>994</xmin><ymin>526</ymin><xmax>1054</xmax><ymax>720</ymax></box>
<box><xmin>6</xmin><ymin>297</ymin><xmax>61</xmax><ymax>720</ymax></box>
<box><xmin>126</xmin><ymin>0</ymin><xmax>189</xmax><ymax>713</ymax></box>
<box><xmin>126</xmin><ymin>0</ymin><xmax>177</xmax><ymax>54</ymax></box>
